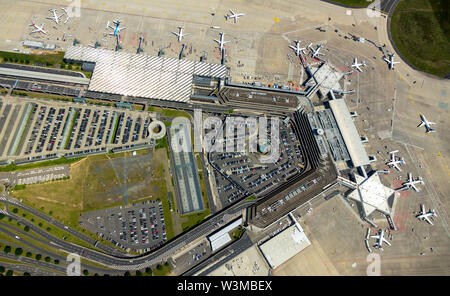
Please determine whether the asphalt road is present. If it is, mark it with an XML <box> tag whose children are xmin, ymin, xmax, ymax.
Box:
<box><xmin>1</xmin><ymin>191</ymin><xmax>254</xmax><ymax>270</ymax></box>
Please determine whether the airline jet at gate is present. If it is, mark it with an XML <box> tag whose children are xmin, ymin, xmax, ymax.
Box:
<box><xmin>172</xmin><ymin>26</ymin><xmax>191</xmax><ymax>42</ymax></box>
<box><xmin>289</xmin><ymin>40</ymin><xmax>306</xmax><ymax>56</ymax></box>
<box><xmin>384</xmin><ymin>53</ymin><xmax>400</xmax><ymax>70</ymax></box>
<box><xmin>386</xmin><ymin>150</ymin><xmax>405</xmax><ymax>171</ymax></box>
<box><xmin>395</xmin><ymin>173</ymin><xmax>424</xmax><ymax>192</ymax></box>
<box><xmin>308</xmin><ymin>43</ymin><xmax>324</xmax><ymax>59</ymax></box>
<box><xmin>47</xmin><ymin>9</ymin><xmax>65</xmax><ymax>24</ymax></box>
<box><xmin>29</xmin><ymin>23</ymin><xmax>47</xmax><ymax>34</ymax></box>
<box><xmin>226</xmin><ymin>9</ymin><xmax>245</xmax><ymax>23</ymax></box>
<box><xmin>416</xmin><ymin>204</ymin><xmax>436</xmax><ymax>225</ymax></box>
<box><xmin>417</xmin><ymin>114</ymin><xmax>436</xmax><ymax>133</ymax></box>
<box><xmin>350</xmin><ymin>57</ymin><xmax>366</xmax><ymax>72</ymax></box>
<box><xmin>214</xmin><ymin>32</ymin><xmax>230</xmax><ymax>51</ymax></box>
<box><xmin>106</xmin><ymin>19</ymin><xmax>126</xmax><ymax>37</ymax></box>
<box><xmin>371</xmin><ymin>229</ymin><xmax>391</xmax><ymax>251</ymax></box>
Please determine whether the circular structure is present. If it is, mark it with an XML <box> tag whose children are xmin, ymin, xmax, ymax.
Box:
<box><xmin>147</xmin><ymin>120</ymin><xmax>166</xmax><ymax>140</ymax></box>
<box><xmin>316</xmin><ymin>128</ymin><xmax>324</xmax><ymax>136</ymax></box>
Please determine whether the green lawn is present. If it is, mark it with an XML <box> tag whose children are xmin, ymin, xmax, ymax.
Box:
<box><xmin>325</xmin><ymin>0</ymin><xmax>373</xmax><ymax>7</ymax></box>
<box><xmin>0</xmin><ymin>157</ymin><xmax>84</xmax><ymax>172</ymax></box>
<box><xmin>391</xmin><ymin>0</ymin><xmax>450</xmax><ymax>78</ymax></box>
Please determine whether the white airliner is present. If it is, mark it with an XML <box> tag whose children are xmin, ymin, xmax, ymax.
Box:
<box><xmin>214</xmin><ymin>32</ymin><xmax>230</xmax><ymax>51</ymax></box>
<box><xmin>47</xmin><ymin>9</ymin><xmax>65</xmax><ymax>24</ymax></box>
<box><xmin>308</xmin><ymin>43</ymin><xmax>324</xmax><ymax>58</ymax></box>
<box><xmin>384</xmin><ymin>53</ymin><xmax>400</xmax><ymax>70</ymax></box>
<box><xmin>417</xmin><ymin>114</ymin><xmax>436</xmax><ymax>133</ymax></box>
<box><xmin>61</xmin><ymin>8</ymin><xmax>71</xmax><ymax>24</ymax></box>
<box><xmin>172</xmin><ymin>26</ymin><xmax>191</xmax><ymax>42</ymax></box>
<box><xmin>350</xmin><ymin>57</ymin><xmax>366</xmax><ymax>72</ymax></box>
<box><xmin>416</xmin><ymin>204</ymin><xmax>437</xmax><ymax>225</ymax></box>
<box><xmin>226</xmin><ymin>9</ymin><xmax>245</xmax><ymax>23</ymax></box>
<box><xmin>289</xmin><ymin>40</ymin><xmax>306</xmax><ymax>56</ymax></box>
<box><xmin>371</xmin><ymin>229</ymin><xmax>391</xmax><ymax>251</ymax></box>
<box><xmin>29</xmin><ymin>23</ymin><xmax>47</xmax><ymax>34</ymax></box>
<box><xmin>106</xmin><ymin>19</ymin><xmax>126</xmax><ymax>37</ymax></box>
<box><xmin>386</xmin><ymin>150</ymin><xmax>405</xmax><ymax>171</ymax></box>
<box><xmin>395</xmin><ymin>173</ymin><xmax>424</xmax><ymax>192</ymax></box>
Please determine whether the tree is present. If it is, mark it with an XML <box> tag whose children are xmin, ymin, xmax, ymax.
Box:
<box><xmin>156</xmin><ymin>264</ymin><xmax>162</xmax><ymax>271</ymax></box>
<box><xmin>145</xmin><ymin>267</ymin><xmax>152</xmax><ymax>275</ymax></box>
<box><xmin>46</xmin><ymin>227</ymin><xmax>51</xmax><ymax>232</ymax></box>
<box><xmin>12</xmin><ymin>208</ymin><xmax>18</xmax><ymax>214</ymax></box>
<box><xmin>5</xmin><ymin>270</ymin><xmax>13</xmax><ymax>276</ymax></box>
<box><xmin>164</xmin><ymin>262</ymin><xmax>169</xmax><ymax>267</ymax></box>
<box><xmin>3</xmin><ymin>246</ymin><xmax>11</xmax><ymax>254</ymax></box>
<box><xmin>24</xmin><ymin>226</ymin><xmax>30</xmax><ymax>232</ymax></box>
<box><xmin>135</xmin><ymin>270</ymin><xmax>142</xmax><ymax>276</ymax></box>
<box><xmin>14</xmin><ymin>248</ymin><xmax>23</xmax><ymax>256</ymax></box>
<box><xmin>54</xmin><ymin>259</ymin><xmax>59</xmax><ymax>265</ymax></box>
<box><xmin>45</xmin><ymin>256</ymin><xmax>51</xmax><ymax>263</ymax></box>
<box><xmin>0</xmin><ymin>266</ymin><xmax>5</xmax><ymax>273</ymax></box>
<box><xmin>0</xmin><ymin>213</ymin><xmax>4</xmax><ymax>219</ymax></box>
<box><xmin>124</xmin><ymin>271</ymin><xmax>131</xmax><ymax>276</ymax></box>
<box><xmin>49</xmin><ymin>211</ymin><xmax>53</xmax><ymax>216</ymax></box>
<box><xmin>35</xmin><ymin>254</ymin><xmax>42</xmax><ymax>261</ymax></box>
<box><xmin>38</xmin><ymin>222</ymin><xmax>43</xmax><ymax>227</ymax></box>
<box><xmin>24</xmin><ymin>272</ymin><xmax>31</xmax><ymax>276</ymax></box>
<box><xmin>26</xmin><ymin>252</ymin><xmax>32</xmax><ymax>257</ymax></box>
<box><xmin>83</xmin><ymin>269</ymin><xmax>89</xmax><ymax>276</ymax></box>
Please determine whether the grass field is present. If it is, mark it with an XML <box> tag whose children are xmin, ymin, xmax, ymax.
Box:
<box><xmin>325</xmin><ymin>0</ymin><xmax>373</xmax><ymax>7</ymax></box>
<box><xmin>391</xmin><ymin>0</ymin><xmax>450</xmax><ymax>78</ymax></box>
<box><xmin>0</xmin><ymin>156</ymin><xmax>84</xmax><ymax>172</ymax></box>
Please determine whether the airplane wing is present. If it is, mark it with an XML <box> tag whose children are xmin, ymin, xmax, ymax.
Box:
<box><xmin>394</xmin><ymin>186</ymin><xmax>407</xmax><ymax>192</ymax></box>
<box><xmin>411</xmin><ymin>184</ymin><xmax>419</xmax><ymax>192</ymax></box>
<box><xmin>384</xmin><ymin>58</ymin><xmax>390</xmax><ymax>63</ymax></box>
<box><xmin>417</xmin><ymin>121</ymin><xmax>425</xmax><ymax>128</ymax></box>
<box><xmin>382</xmin><ymin>238</ymin><xmax>391</xmax><ymax>246</ymax></box>
<box><xmin>118</xmin><ymin>27</ymin><xmax>126</xmax><ymax>32</ymax></box>
<box><xmin>214</xmin><ymin>39</ymin><xmax>220</xmax><ymax>44</ymax></box>
<box><xmin>421</xmin><ymin>204</ymin><xmax>425</xmax><ymax>214</ymax></box>
<box><xmin>172</xmin><ymin>32</ymin><xmax>180</xmax><ymax>37</ymax></box>
<box><xmin>229</xmin><ymin>9</ymin><xmax>235</xmax><ymax>15</ymax></box>
<box><xmin>370</xmin><ymin>235</ymin><xmax>380</xmax><ymax>239</ymax></box>
<box><xmin>393</xmin><ymin>163</ymin><xmax>401</xmax><ymax>171</ymax></box>
<box><xmin>424</xmin><ymin>216</ymin><xmax>433</xmax><ymax>225</ymax></box>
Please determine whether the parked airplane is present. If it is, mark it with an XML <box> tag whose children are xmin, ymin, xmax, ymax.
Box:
<box><xmin>417</xmin><ymin>114</ymin><xmax>436</xmax><ymax>133</ymax></box>
<box><xmin>289</xmin><ymin>40</ymin><xmax>306</xmax><ymax>56</ymax></box>
<box><xmin>386</xmin><ymin>150</ymin><xmax>405</xmax><ymax>171</ymax></box>
<box><xmin>106</xmin><ymin>19</ymin><xmax>126</xmax><ymax>37</ymax></box>
<box><xmin>350</xmin><ymin>57</ymin><xmax>366</xmax><ymax>72</ymax></box>
<box><xmin>416</xmin><ymin>204</ymin><xmax>437</xmax><ymax>225</ymax></box>
<box><xmin>214</xmin><ymin>32</ymin><xmax>230</xmax><ymax>51</ymax></box>
<box><xmin>172</xmin><ymin>26</ymin><xmax>191</xmax><ymax>42</ymax></box>
<box><xmin>61</xmin><ymin>8</ymin><xmax>71</xmax><ymax>24</ymax></box>
<box><xmin>29</xmin><ymin>23</ymin><xmax>47</xmax><ymax>34</ymax></box>
<box><xmin>371</xmin><ymin>229</ymin><xmax>391</xmax><ymax>251</ymax></box>
<box><xmin>226</xmin><ymin>9</ymin><xmax>245</xmax><ymax>23</ymax></box>
<box><xmin>47</xmin><ymin>9</ymin><xmax>65</xmax><ymax>24</ymax></box>
<box><xmin>384</xmin><ymin>53</ymin><xmax>400</xmax><ymax>70</ymax></box>
<box><xmin>308</xmin><ymin>43</ymin><xmax>324</xmax><ymax>58</ymax></box>
<box><xmin>395</xmin><ymin>173</ymin><xmax>424</xmax><ymax>192</ymax></box>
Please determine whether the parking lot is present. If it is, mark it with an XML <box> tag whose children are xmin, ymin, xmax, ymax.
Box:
<box><xmin>0</xmin><ymin>96</ymin><xmax>155</xmax><ymax>163</ymax></box>
<box><xmin>208</xmin><ymin>116</ymin><xmax>306</xmax><ymax>206</ymax></box>
<box><xmin>80</xmin><ymin>200</ymin><xmax>167</xmax><ymax>252</ymax></box>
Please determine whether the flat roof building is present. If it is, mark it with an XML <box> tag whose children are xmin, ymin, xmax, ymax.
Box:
<box><xmin>64</xmin><ymin>46</ymin><xmax>228</xmax><ymax>102</ymax></box>
<box><xmin>207</xmin><ymin>217</ymin><xmax>242</xmax><ymax>252</ymax></box>
<box><xmin>259</xmin><ymin>221</ymin><xmax>311</xmax><ymax>269</ymax></box>
<box><xmin>329</xmin><ymin>98</ymin><xmax>370</xmax><ymax>167</ymax></box>
<box><xmin>348</xmin><ymin>172</ymin><xmax>395</xmax><ymax>217</ymax></box>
